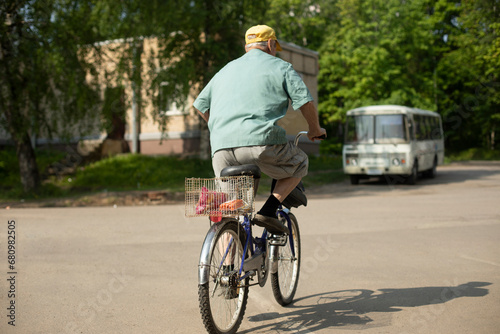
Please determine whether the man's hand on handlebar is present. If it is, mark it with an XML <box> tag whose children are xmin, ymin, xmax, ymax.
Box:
<box><xmin>308</xmin><ymin>128</ymin><xmax>327</xmax><ymax>142</ymax></box>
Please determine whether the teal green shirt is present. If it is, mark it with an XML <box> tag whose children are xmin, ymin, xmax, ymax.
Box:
<box><xmin>193</xmin><ymin>49</ymin><xmax>313</xmax><ymax>156</ymax></box>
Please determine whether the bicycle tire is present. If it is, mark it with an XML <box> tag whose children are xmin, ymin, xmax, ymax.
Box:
<box><xmin>198</xmin><ymin>220</ymin><xmax>249</xmax><ymax>334</ymax></box>
<box><xmin>271</xmin><ymin>212</ymin><xmax>301</xmax><ymax>306</ymax></box>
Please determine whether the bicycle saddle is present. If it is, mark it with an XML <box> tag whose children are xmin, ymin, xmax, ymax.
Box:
<box><xmin>220</xmin><ymin>164</ymin><xmax>261</xmax><ymax>179</ymax></box>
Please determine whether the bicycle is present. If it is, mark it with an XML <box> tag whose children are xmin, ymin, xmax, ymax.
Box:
<box><xmin>185</xmin><ymin>131</ymin><xmax>319</xmax><ymax>334</ymax></box>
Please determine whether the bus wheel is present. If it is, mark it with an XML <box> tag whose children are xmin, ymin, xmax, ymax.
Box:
<box><xmin>407</xmin><ymin>161</ymin><xmax>418</xmax><ymax>185</ymax></box>
<box><xmin>350</xmin><ymin>175</ymin><xmax>360</xmax><ymax>185</ymax></box>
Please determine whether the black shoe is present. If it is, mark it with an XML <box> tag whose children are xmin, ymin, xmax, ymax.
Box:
<box><xmin>252</xmin><ymin>214</ymin><xmax>289</xmax><ymax>235</ymax></box>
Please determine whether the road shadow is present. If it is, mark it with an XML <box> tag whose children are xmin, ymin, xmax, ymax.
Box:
<box><xmin>241</xmin><ymin>281</ymin><xmax>491</xmax><ymax>333</ymax></box>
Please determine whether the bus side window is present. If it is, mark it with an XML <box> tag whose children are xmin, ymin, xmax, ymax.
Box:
<box><xmin>431</xmin><ymin>116</ymin><xmax>442</xmax><ymax>140</ymax></box>
<box><xmin>424</xmin><ymin>116</ymin><xmax>431</xmax><ymax>140</ymax></box>
<box><xmin>417</xmin><ymin>115</ymin><xmax>431</xmax><ymax>140</ymax></box>
<box><xmin>407</xmin><ymin>116</ymin><xmax>415</xmax><ymax>141</ymax></box>
<box><xmin>414</xmin><ymin>115</ymin><xmax>422</xmax><ymax>141</ymax></box>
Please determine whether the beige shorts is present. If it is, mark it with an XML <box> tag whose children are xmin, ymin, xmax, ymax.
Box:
<box><xmin>212</xmin><ymin>142</ymin><xmax>308</xmax><ymax>179</ymax></box>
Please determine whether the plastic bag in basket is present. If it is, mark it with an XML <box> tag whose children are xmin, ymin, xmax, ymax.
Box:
<box><xmin>195</xmin><ymin>186</ymin><xmax>228</xmax><ymax>214</ymax></box>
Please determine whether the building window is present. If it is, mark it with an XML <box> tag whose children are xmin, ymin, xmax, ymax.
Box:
<box><xmin>159</xmin><ymin>82</ymin><xmax>186</xmax><ymax>116</ymax></box>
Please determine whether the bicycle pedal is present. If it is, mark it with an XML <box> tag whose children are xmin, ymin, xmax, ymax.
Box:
<box><xmin>268</xmin><ymin>234</ymin><xmax>287</xmax><ymax>246</ymax></box>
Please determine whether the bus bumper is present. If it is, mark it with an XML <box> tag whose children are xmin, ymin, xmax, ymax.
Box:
<box><xmin>343</xmin><ymin>165</ymin><xmax>412</xmax><ymax>176</ymax></box>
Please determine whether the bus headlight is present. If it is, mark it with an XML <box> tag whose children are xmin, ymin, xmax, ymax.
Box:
<box><xmin>392</xmin><ymin>158</ymin><xmax>400</xmax><ymax>166</ymax></box>
<box><xmin>346</xmin><ymin>155</ymin><xmax>358</xmax><ymax>166</ymax></box>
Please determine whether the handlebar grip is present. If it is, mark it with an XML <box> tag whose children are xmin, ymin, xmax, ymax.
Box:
<box><xmin>293</xmin><ymin>131</ymin><xmax>326</xmax><ymax>146</ymax></box>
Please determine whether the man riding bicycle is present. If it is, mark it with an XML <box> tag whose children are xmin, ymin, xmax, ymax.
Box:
<box><xmin>193</xmin><ymin>24</ymin><xmax>326</xmax><ymax>235</ymax></box>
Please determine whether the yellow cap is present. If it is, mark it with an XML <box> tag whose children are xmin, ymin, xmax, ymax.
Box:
<box><xmin>245</xmin><ymin>25</ymin><xmax>282</xmax><ymax>51</ymax></box>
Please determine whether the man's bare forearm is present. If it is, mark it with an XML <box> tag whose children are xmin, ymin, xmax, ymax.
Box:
<box><xmin>299</xmin><ymin>101</ymin><xmax>326</xmax><ymax>140</ymax></box>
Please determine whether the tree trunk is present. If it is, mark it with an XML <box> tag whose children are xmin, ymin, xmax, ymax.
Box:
<box><xmin>0</xmin><ymin>4</ymin><xmax>39</xmax><ymax>192</ymax></box>
<box><xmin>15</xmin><ymin>132</ymin><xmax>40</xmax><ymax>193</ymax></box>
<box><xmin>491</xmin><ymin>129</ymin><xmax>495</xmax><ymax>150</ymax></box>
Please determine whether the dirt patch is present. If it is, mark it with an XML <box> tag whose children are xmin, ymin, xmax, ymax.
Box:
<box><xmin>2</xmin><ymin>190</ymin><xmax>186</xmax><ymax>209</ymax></box>
<box><xmin>2</xmin><ymin>186</ymin><xmax>331</xmax><ymax>209</ymax></box>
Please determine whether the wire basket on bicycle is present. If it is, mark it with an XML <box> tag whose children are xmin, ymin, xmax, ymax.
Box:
<box><xmin>185</xmin><ymin>175</ymin><xmax>255</xmax><ymax>218</ymax></box>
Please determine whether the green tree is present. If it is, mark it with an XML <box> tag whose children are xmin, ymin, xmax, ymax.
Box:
<box><xmin>265</xmin><ymin>0</ymin><xmax>339</xmax><ymax>50</ymax></box>
<box><xmin>317</xmin><ymin>0</ymin><xmax>499</xmax><ymax>151</ymax></box>
<box><xmin>437</xmin><ymin>0</ymin><xmax>500</xmax><ymax>150</ymax></box>
<box><xmin>0</xmin><ymin>0</ymin><xmax>101</xmax><ymax>192</ymax></box>
<box><xmin>318</xmin><ymin>0</ymin><xmax>442</xmax><ymax>125</ymax></box>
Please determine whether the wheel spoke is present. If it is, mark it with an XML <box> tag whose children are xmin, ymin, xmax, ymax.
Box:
<box><xmin>271</xmin><ymin>213</ymin><xmax>301</xmax><ymax>306</ymax></box>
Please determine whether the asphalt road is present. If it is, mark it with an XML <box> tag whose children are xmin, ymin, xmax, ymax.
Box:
<box><xmin>1</xmin><ymin>162</ymin><xmax>499</xmax><ymax>334</ymax></box>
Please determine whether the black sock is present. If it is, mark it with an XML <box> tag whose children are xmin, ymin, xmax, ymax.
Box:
<box><xmin>258</xmin><ymin>195</ymin><xmax>280</xmax><ymax>218</ymax></box>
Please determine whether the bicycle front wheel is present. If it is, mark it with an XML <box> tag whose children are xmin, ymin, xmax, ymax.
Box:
<box><xmin>271</xmin><ymin>212</ymin><xmax>301</xmax><ymax>306</ymax></box>
<box><xmin>198</xmin><ymin>220</ymin><xmax>249</xmax><ymax>334</ymax></box>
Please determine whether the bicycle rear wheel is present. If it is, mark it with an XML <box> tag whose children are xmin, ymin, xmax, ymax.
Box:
<box><xmin>271</xmin><ymin>212</ymin><xmax>301</xmax><ymax>306</ymax></box>
<box><xmin>198</xmin><ymin>220</ymin><xmax>249</xmax><ymax>334</ymax></box>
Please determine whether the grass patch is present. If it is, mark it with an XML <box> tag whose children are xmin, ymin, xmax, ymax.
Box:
<box><xmin>0</xmin><ymin>148</ymin><xmax>68</xmax><ymax>200</ymax></box>
<box><xmin>303</xmin><ymin>155</ymin><xmax>346</xmax><ymax>187</ymax></box>
<box><xmin>70</xmin><ymin>154</ymin><xmax>213</xmax><ymax>192</ymax></box>
<box><xmin>1</xmin><ymin>149</ymin><xmax>345</xmax><ymax>201</ymax></box>
<box><xmin>446</xmin><ymin>148</ymin><xmax>500</xmax><ymax>162</ymax></box>
<box><xmin>6</xmin><ymin>145</ymin><xmax>498</xmax><ymax>202</ymax></box>
<box><xmin>1</xmin><ymin>150</ymin><xmax>214</xmax><ymax>200</ymax></box>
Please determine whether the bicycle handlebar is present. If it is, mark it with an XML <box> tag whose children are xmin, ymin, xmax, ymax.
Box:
<box><xmin>293</xmin><ymin>131</ymin><xmax>327</xmax><ymax>146</ymax></box>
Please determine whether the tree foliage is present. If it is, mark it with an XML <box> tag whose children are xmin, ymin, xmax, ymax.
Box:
<box><xmin>265</xmin><ymin>0</ymin><xmax>339</xmax><ymax>50</ymax></box>
<box><xmin>437</xmin><ymin>0</ymin><xmax>500</xmax><ymax>150</ymax></box>
<box><xmin>315</xmin><ymin>0</ymin><xmax>499</xmax><ymax>150</ymax></box>
<box><xmin>1</xmin><ymin>0</ymin><xmax>102</xmax><ymax>192</ymax></box>
<box><xmin>318</xmin><ymin>0</ymin><xmax>441</xmax><ymax>122</ymax></box>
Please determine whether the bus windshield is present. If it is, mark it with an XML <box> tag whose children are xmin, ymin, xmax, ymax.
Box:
<box><xmin>346</xmin><ymin>114</ymin><xmax>408</xmax><ymax>144</ymax></box>
<box><xmin>346</xmin><ymin>115</ymin><xmax>374</xmax><ymax>143</ymax></box>
<box><xmin>375</xmin><ymin>114</ymin><xmax>408</xmax><ymax>143</ymax></box>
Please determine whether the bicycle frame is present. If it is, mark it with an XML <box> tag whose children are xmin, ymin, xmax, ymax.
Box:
<box><xmin>198</xmin><ymin>207</ymin><xmax>295</xmax><ymax>286</ymax></box>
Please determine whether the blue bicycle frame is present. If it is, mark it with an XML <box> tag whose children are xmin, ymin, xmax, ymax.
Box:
<box><xmin>214</xmin><ymin>205</ymin><xmax>296</xmax><ymax>284</ymax></box>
